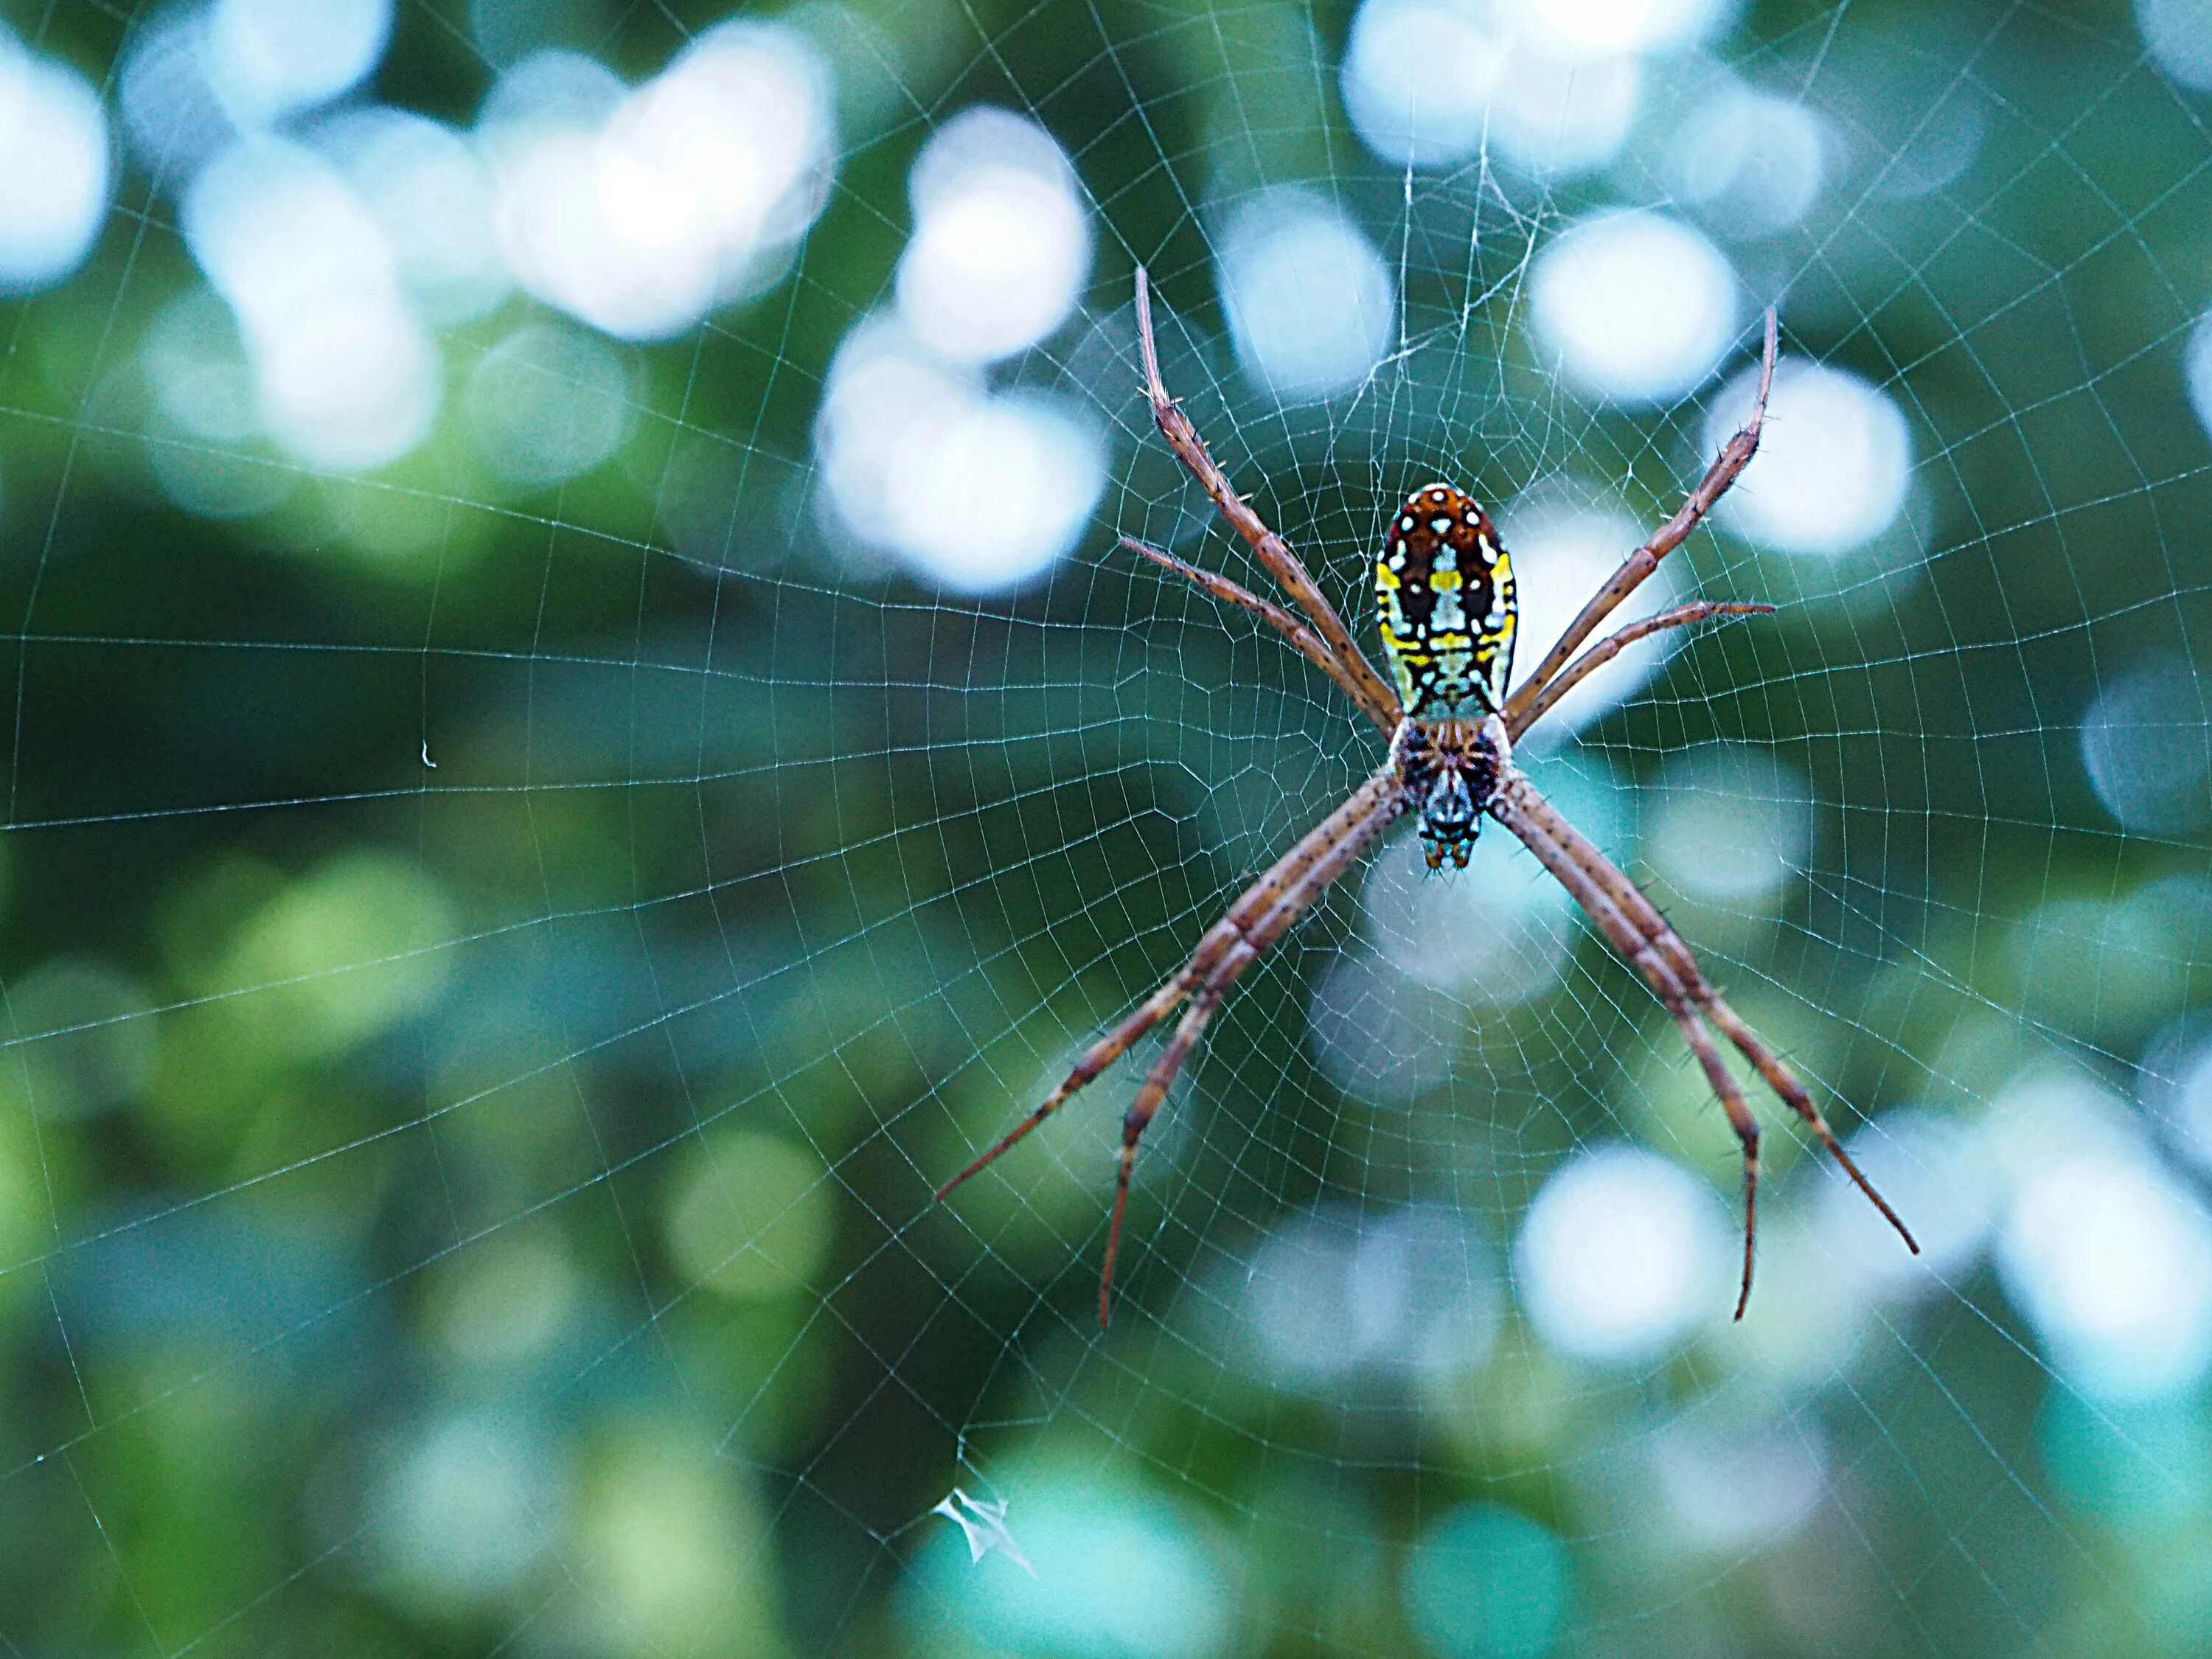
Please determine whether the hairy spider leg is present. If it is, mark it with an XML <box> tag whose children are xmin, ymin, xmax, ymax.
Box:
<box><xmin>1489</xmin><ymin>778</ymin><xmax>1767</xmax><ymax>1312</ymax></box>
<box><xmin>1510</xmin><ymin>600</ymin><xmax>1775</xmax><ymax>739</ymax></box>
<box><xmin>939</xmin><ymin>763</ymin><xmax>1405</xmax><ymax>1325</ymax></box>
<box><xmin>1489</xmin><ymin>773</ymin><xmax>1917</xmax><ymax>1315</ymax></box>
<box><xmin>1507</xmin><ymin>779</ymin><xmax>1917</xmax><ymax>1253</ymax></box>
<box><xmin>1133</xmin><ymin>267</ymin><xmax>1404</xmax><ymax>733</ymax></box>
<box><xmin>1505</xmin><ymin>308</ymin><xmax>1778</xmax><ymax>729</ymax></box>
<box><xmin>1119</xmin><ymin>537</ymin><xmax>1382</xmax><ymax>726</ymax></box>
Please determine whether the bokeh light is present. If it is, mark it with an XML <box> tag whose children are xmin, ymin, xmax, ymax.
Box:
<box><xmin>378</xmin><ymin>1411</ymin><xmax>557</xmax><ymax>1610</ymax></box>
<box><xmin>1706</xmin><ymin>357</ymin><xmax>1913</xmax><ymax>556</ymax></box>
<box><xmin>1651</xmin><ymin>1415</ymin><xmax>1829</xmax><ymax>1551</ymax></box>
<box><xmin>1339</xmin><ymin>0</ymin><xmax>1505</xmax><ymax>171</ymax></box>
<box><xmin>1514</xmin><ymin>0</ymin><xmax>1733</xmax><ymax>54</ymax></box>
<box><xmin>1644</xmin><ymin>742</ymin><xmax>1812</xmax><ymax>905</ymax></box>
<box><xmin>1217</xmin><ymin>188</ymin><xmax>1395</xmax><ymax>403</ymax></box>
<box><xmin>1239</xmin><ymin>1203</ymin><xmax>1501</xmax><ymax>1385</ymax></box>
<box><xmin>1514</xmin><ymin>1143</ymin><xmax>1733</xmax><ymax>1366</ymax></box>
<box><xmin>0</xmin><ymin>38</ymin><xmax>112</xmax><ymax>291</ymax></box>
<box><xmin>1818</xmin><ymin>1110</ymin><xmax>1996</xmax><ymax>1290</ymax></box>
<box><xmin>2079</xmin><ymin>653</ymin><xmax>2212</xmax><ymax>835</ymax></box>
<box><xmin>487</xmin><ymin>24</ymin><xmax>836</xmax><ymax>340</ymax></box>
<box><xmin>1500</xmin><ymin>490</ymin><xmax>1683</xmax><ymax>736</ymax></box>
<box><xmin>816</xmin><ymin>315</ymin><xmax>1105</xmax><ymax>594</ymax></box>
<box><xmin>1660</xmin><ymin>83</ymin><xmax>1828</xmax><ymax>238</ymax></box>
<box><xmin>2138</xmin><ymin>1017</ymin><xmax>2212</xmax><ymax>1178</ymax></box>
<box><xmin>1307</xmin><ymin>950</ymin><xmax>1456</xmax><ymax>1103</ymax></box>
<box><xmin>1529</xmin><ymin>210</ymin><xmax>1738</xmax><ymax>404</ymax></box>
<box><xmin>905</xmin><ymin>1470</ymin><xmax>1233</xmax><ymax>1659</ymax></box>
<box><xmin>897</xmin><ymin>107</ymin><xmax>1092</xmax><ymax>365</ymax></box>
<box><xmin>1991</xmin><ymin>1071</ymin><xmax>2212</xmax><ymax>1401</ymax></box>
<box><xmin>203</xmin><ymin>0</ymin><xmax>394</xmax><ymax>128</ymax></box>
<box><xmin>5</xmin><ymin>958</ymin><xmax>159</xmax><ymax>1121</ymax></box>
<box><xmin>2139</xmin><ymin>0</ymin><xmax>2212</xmax><ymax>91</ymax></box>
<box><xmin>1360</xmin><ymin>828</ymin><xmax>1578</xmax><ymax>1006</ymax></box>
<box><xmin>463</xmin><ymin>320</ymin><xmax>634</xmax><ymax>487</ymax></box>
<box><xmin>1340</xmin><ymin>0</ymin><xmax>1641</xmax><ymax>178</ymax></box>
<box><xmin>119</xmin><ymin>7</ymin><xmax>246</xmax><ymax>182</ymax></box>
<box><xmin>181</xmin><ymin>136</ymin><xmax>441</xmax><ymax>470</ymax></box>
<box><xmin>1400</xmin><ymin>1502</ymin><xmax>1572</xmax><ymax>1659</ymax></box>
<box><xmin>662</xmin><ymin>1130</ymin><xmax>835</xmax><ymax>1301</ymax></box>
<box><xmin>316</xmin><ymin>107</ymin><xmax>512</xmax><ymax>324</ymax></box>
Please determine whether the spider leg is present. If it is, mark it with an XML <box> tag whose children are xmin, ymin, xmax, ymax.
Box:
<box><xmin>1100</xmin><ymin>984</ymin><xmax>1226</xmax><ymax>1327</ymax></box>
<box><xmin>1508</xmin><ymin>784</ymin><xmax>1917</xmax><ymax>1257</ymax></box>
<box><xmin>1487</xmin><ymin>779</ymin><xmax>1761</xmax><ymax>1313</ymax></box>
<box><xmin>1508</xmin><ymin>601</ymin><xmax>1775</xmax><ymax>740</ymax></box>
<box><xmin>933</xmin><ymin>974</ymin><xmax>1192</xmax><ymax>1200</ymax></box>
<box><xmin>1505</xmin><ymin>310</ymin><xmax>1778</xmax><ymax>728</ymax></box>
<box><xmin>1121</xmin><ymin>536</ymin><xmax>1394</xmax><ymax>735</ymax></box>
<box><xmin>939</xmin><ymin>762</ymin><xmax>1408</xmax><ymax>1326</ymax></box>
<box><xmin>1489</xmin><ymin>772</ymin><xmax>1916</xmax><ymax>1317</ymax></box>
<box><xmin>1132</xmin><ymin>267</ymin><xmax>1404</xmax><ymax>732</ymax></box>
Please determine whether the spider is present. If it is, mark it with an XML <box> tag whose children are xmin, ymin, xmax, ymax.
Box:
<box><xmin>939</xmin><ymin>270</ymin><xmax>1919</xmax><ymax>1329</ymax></box>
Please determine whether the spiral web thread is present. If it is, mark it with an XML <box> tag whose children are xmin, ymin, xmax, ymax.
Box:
<box><xmin>0</xmin><ymin>1</ymin><xmax>2209</xmax><ymax>1655</ymax></box>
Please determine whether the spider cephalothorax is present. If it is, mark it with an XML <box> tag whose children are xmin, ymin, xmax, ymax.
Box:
<box><xmin>1391</xmin><ymin>714</ymin><xmax>1509</xmax><ymax>869</ymax></box>
<box><xmin>938</xmin><ymin>271</ymin><xmax>1919</xmax><ymax>1329</ymax></box>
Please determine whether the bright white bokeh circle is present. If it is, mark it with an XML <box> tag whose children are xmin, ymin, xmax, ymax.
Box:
<box><xmin>2140</xmin><ymin>0</ymin><xmax>2212</xmax><ymax>91</ymax></box>
<box><xmin>897</xmin><ymin>108</ymin><xmax>1091</xmax><ymax>365</ymax></box>
<box><xmin>816</xmin><ymin>317</ymin><xmax>1105</xmax><ymax>596</ymax></box>
<box><xmin>1340</xmin><ymin>0</ymin><xmax>1503</xmax><ymax>170</ymax></box>
<box><xmin>317</xmin><ymin>108</ymin><xmax>511</xmax><ymax>324</ymax></box>
<box><xmin>1981</xmin><ymin>1071</ymin><xmax>2212</xmax><ymax>1401</ymax></box>
<box><xmin>1705</xmin><ymin>358</ymin><xmax>1913</xmax><ymax>557</ymax></box>
<box><xmin>1530</xmin><ymin>210</ymin><xmax>1738</xmax><ymax>405</ymax></box>
<box><xmin>1514</xmin><ymin>0</ymin><xmax>1734</xmax><ymax>54</ymax></box>
<box><xmin>203</xmin><ymin>0</ymin><xmax>394</xmax><ymax>127</ymax></box>
<box><xmin>182</xmin><ymin>136</ymin><xmax>440</xmax><ymax>470</ymax></box>
<box><xmin>1514</xmin><ymin>1144</ymin><xmax>1733</xmax><ymax>1366</ymax></box>
<box><xmin>0</xmin><ymin>43</ymin><xmax>112</xmax><ymax>292</ymax></box>
<box><xmin>487</xmin><ymin>25</ymin><xmax>835</xmax><ymax>341</ymax></box>
<box><xmin>1999</xmin><ymin>1146</ymin><xmax>2212</xmax><ymax>1400</ymax></box>
<box><xmin>1340</xmin><ymin>0</ymin><xmax>1641</xmax><ymax>176</ymax></box>
<box><xmin>1488</xmin><ymin>38</ymin><xmax>1640</xmax><ymax>176</ymax></box>
<box><xmin>1217</xmin><ymin>189</ymin><xmax>1395</xmax><ymax>403</ymax></box>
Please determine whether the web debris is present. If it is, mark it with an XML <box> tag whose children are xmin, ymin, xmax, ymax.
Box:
<box><xmin>930</xmin><ymin>1489</ymin><xmax>1036</xmax><ymax>1576</ymax></box>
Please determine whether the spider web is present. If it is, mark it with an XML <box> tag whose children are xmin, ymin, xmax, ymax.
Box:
<box><xmin>1</xmin><ymin>0</ymin><xmax>2210</xmax><ymax>1655</ymax></box>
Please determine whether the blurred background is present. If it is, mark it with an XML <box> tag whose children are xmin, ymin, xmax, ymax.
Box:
<box><xmin>3</xmin><ymin>0</ymin><xmax>2212</xmax><ymax>1652</ymax></box>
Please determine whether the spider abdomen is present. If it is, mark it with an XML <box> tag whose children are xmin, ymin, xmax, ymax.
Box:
<box><xmin>1374</xmin><ymin>483</ymin><xmax>1517</xmax><ymax>722</ymax></box>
